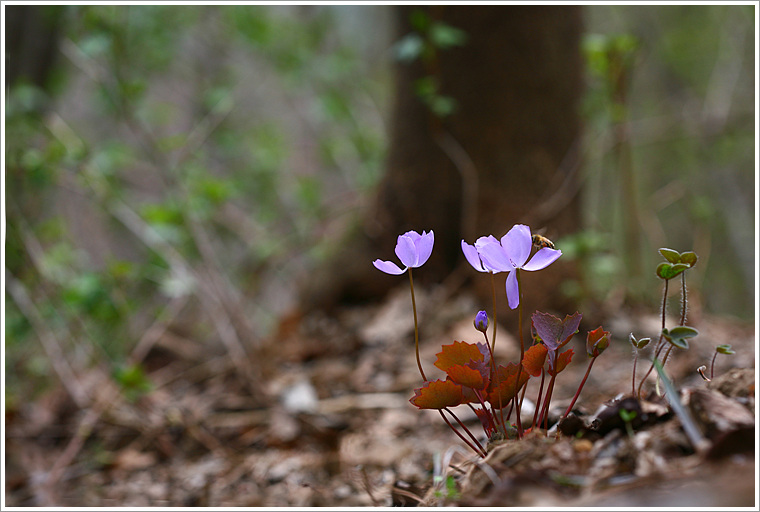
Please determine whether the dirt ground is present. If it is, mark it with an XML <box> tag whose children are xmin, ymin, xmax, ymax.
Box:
<box><xmin>4</xmin><ymin>283</ymin><xmax>757</xmax><ymax>507</ymax></box>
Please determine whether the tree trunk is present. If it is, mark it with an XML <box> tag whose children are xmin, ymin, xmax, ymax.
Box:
<box><xmin>302</xmin><ymin>5</ymin><xmax>584</xmax><ymax>319</ymax></box>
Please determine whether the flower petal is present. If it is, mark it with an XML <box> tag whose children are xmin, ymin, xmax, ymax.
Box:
<box><xmin>505</xmin><ymin>269</ymin><xmax>520</xmax><ymax>309</ymax></box>
<box><xmin>395</xmin><ymin>233</ymin><xmax>419</xmax><ymax>267</ymax></box>
<box><xmin>477</xmin><ymin>240</ymin><xmax>512</xmax><ymax>272</ymax></box>
<box><xmin>373</xmin><ymin>259</ymin><xmax>406</xmax><ymax>275</ymax></box>
<box><xmin>502</xmin><ymin>224</ymin><xmax>532</xmax><ymax>268</ymax></box>
<box><xmin>523</xmin><ymin>247</ymin><xmax>562</xmax><ymax>271</ymax></box>
<box><xmin>413</xmin><ymin>230</ymin><xmax>434</xmax><ymax>267</ymax></box>
<box><xmin>474</xmin><ymin>235</ymin><xmax>500</xmax><ymax>249</ymax></box>
<box><xmin>462</xmin><ymin>240</ymin><xmax>487</xmax><ymax>272</ymax></box>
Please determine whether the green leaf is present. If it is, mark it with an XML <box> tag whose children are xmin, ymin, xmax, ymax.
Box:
<box><xmin>619</xmin><ymin>409</ymin><xmax>637</xmax><ymax>422</ymax></box>
<box><xmin>429</xmin><ymin>22</ymin><xmax>467</xmax><ymax>49</ymax></box>
<box><xmin>394</xmin><ymin>33</ymin><xmax>424</xmax><ymax>62</ymax></box>
<box><xmin>636</xmin><ymin>337</ymin><xmax>651</xmax><ymax>349</ymax></box>
<box><xmin>656</xmin><ymin>262</ymin><xmax>689</xmax><ymax>280</ymax></box>
<box><xmin>716</xmin><ymin>344</ymin><xmax>735</xmax><ymax>355</ymax></box>
<box><xmin>668</xmin><ymin>326</ymin><xmax>699</xmax><ymax>339</ymax></box>
<box><xmin>659</xmin><ymin>248</ymin><xmax>681</xmax><ymax>263</ymax></box>
<box><xmin>679</xmin><ymin>251</ymin><xmax>698</xmax><ymax>267</ymax></box>
<box><xmin>667</xmin><ymin>337</ymin><xmax>689</xmax><ymax>350</ymax></box>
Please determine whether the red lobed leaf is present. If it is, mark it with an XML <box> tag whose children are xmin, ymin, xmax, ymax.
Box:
<box><xmin>487</xmin><ymin>363</ymin><xmax>531</xmax><ymax>408</ymax></box>
<box><xmin>434</xmin><ymin>340</ymin><xmax>484</xmax><ymax>372</ymax></box>
<box><xmin>522</xmin><ymin>343</ymin><xmax>548</xmax><ymax>377</ymax></box>
<box><xmin>409</xmin><ymin>379</ymin><xmax>464</xmax><ymax>409</ymax></box>
<box><xmin>446</xmin><ymin>364</ymin><xmax>488</xmax><ymax>390</ymax></box>
<box><xmin>548</xmin><ymin>348</ymin><xmax>574</xmax><ymax>376</ymax></box>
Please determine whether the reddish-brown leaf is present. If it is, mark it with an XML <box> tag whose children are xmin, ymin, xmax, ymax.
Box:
<box><xmin>487</xmin><ymin>363</ymin><xmax>531</xmax><ymax>408</ymax></box>
<box><xmin>409</xmin><ymin>379</ymin><xmax>464</xmax><ymax>409</ymax></box>
<box><xmin>548</xmin><ymin>348</ymin><xmax>574</xmax><ymax>376</ymax></box>
<box><xmin>446</xmin><ymin>364</ymin><xmax>488</xmax><ymax>390</ymax></box>
<box><xmin>522</xmin><ymin>343</ymin><xmax>548</xmax><ymax>377</ymax></box>
<box><xmin>434</xmin><ymin>340</ymin><xmax>484</xmax><ymax>372</ymax></box>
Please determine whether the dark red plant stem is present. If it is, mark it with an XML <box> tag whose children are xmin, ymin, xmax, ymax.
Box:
<box><xmin>514</xmin><ymin>269</ymin><xmax>525</xmax><ymax>437</ymax></box>
<box><xmin>562</xmin><ymin>356</ymin><xmax>597</xmax><ymax>420</ymax></box>
<box><xmin>710</xmin><ymin>351</ymin><xmax>718</xmax><ymax>379</ymax></box>
<box><xmin>438</xmin><ymin>409</ymin><xmax>485</xmax><ymax>458</ymax></box>
<box><xmin>480</xmin><ymin>331</ymin><xmax>506</xmax><ymax>437</ymax></box>
<box><xmin>537</xmin><ymin>368</ymin><xmax>557</xmax><ymax>430</ymax></box>
<box><xmin>631</xmin><ymin>351</ymin><xmax>638</xmax><ymax>396</ymax></box>
<box><xmin>540</xmin><ymin>373</ymin><xmax>557</xmax><ymax>431</ymax></box>
<box><xmin>532</xmin><ymin>369</ymin><xmax>546</xmax><ymax>429</ymax></box>
<box><xmin>441</xmin><ymin>408</ymin><xmax>486</xmax><ymax>457</ymax></box>
<box><xmin>680</xmin><ymin>273</ymin><xmax>687</xmax><ymax>326</ymax></box>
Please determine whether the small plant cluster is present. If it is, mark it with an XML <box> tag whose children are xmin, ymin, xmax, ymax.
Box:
<box><xmin>629</xmin><ymin>248</ymin><xmax>737</xmax><ymax>390</ymax></box>
<box><xmin>373</xmin><ymin>225</ymin><xmax>611</xmax><ymax>457</ymax></box>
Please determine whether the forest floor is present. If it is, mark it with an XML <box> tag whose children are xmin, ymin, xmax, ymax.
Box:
<box><xmin>5</xmin><ymin>284</ymin><xmax>757</xmax><ymax>507</ymax></box>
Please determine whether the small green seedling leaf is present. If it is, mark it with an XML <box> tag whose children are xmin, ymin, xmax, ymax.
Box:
<box><xmin>619</xmin><ymin>409</ymin><xmax>637</xmax><ymax>423</ymax></box>
<box><xmin>659</xmin><ymin>248</ymin><xmax>681</xmax><ymax>264</ymax></box>
<box><xmin>668</xmin><ymin>326</ymin><xmax>699</xmax><ymax>339</ymax></box>
<box><xmin>679</xmin><ymin>251</ymin><xmax>698</xmax><ymax>267</ymax></box>
<box><xmin>662</xmin><ymin>326</ymin><xmax>697</xmax><ymax>350</ymax></box>
<box><xmin>667</xmin><ymin>336</ymin><xmax>689</xmax><ymax>349</ymax></box>
<box><xmin>716</xmin><ymin>344</ymin><xmax>735</xmax><ymax>355</ymax></box>
<box><xmin>636</xmin><ymin>337</ymin><xmax>651</xmax><ymax>349</ymax></box>
<box><xmin>656</xmin><ymin>262</ymin><xmax>689</xmax><ymax>280</ymax></box>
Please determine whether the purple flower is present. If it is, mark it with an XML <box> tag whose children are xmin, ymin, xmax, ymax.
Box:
<box><xmin>461</xmin><ymin>235</ymin><xmax>501</xmax><ymax>272</ymax></box>
<box><xmin>473</xmin><ymin>310</ymin><xmax>489</xmax><ymax>333</ymax></box>
<box><xmin>477</xmin><ymin>224</ymin><xmax>562</xmax><ymax>309</ymax></box>
<box><xmin>373</xmin><ymin>230</ymin><xmax>434</xmax><ymax>275</ymax></box>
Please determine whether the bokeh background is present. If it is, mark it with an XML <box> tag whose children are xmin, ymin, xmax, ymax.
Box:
<box><xmin>3</xmin><ymin>4</ymin><xmax>757</xmax><ymax>506</ymax></box>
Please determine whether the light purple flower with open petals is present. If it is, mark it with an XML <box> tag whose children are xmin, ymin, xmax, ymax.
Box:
<box><xmin>461</xmin><ymin>235</ymin><xmax>501</xmax><ymax>272</ymax></box>
<box><xmin>477</xmin><ymin>224</ymin><xmax>562</xmax><ymax>309</ymax></box>
<box><xmin>373</xmin><ymin>230</ymin><xmax>434</xmax><ymax>275</ymax></box>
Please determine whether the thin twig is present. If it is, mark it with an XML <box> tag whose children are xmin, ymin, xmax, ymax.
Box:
<box><xmin>5</xmin><ymin>270</ymin><xmax>89</xmax><ymax>408</ymax></box>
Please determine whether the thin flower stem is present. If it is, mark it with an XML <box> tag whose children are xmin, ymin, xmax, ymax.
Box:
<box><xmin>637</xmin><ymin>278</ymin><xmax>669</xmax><ymax>398</ymax></box>
<box><xmin>563</xmin><ymin>356</ymin><xmax>597</xmax><ymax>420</ymax></box>
<box><xmin>440</xmin><ymin>408</ymin><xmax>486</xmax><ymax>458</ymax></box>
<box><xmin>710</xmin><ymin>351</ymin><xmax>718</xmax><ymax>380</ymax></box>
<box><xmin>489</xmin><ymin>272</ymin><xmax>498</xmax><ymax>352</ymax></box>
<box><xmin>481</xmin><ymin>330</ymin><xmax>507</xmax><ymax>437</ymax></box>
<box><xmin>408</xmin><ymin>268</ymin><xmax>427</xmax><ymax>382</ymax></box>
<box><xmin>680</xmin><ymin>273</ymin><xmax>687</xmax><ymax>326</ymax></box>
<box><xmin>631</xmin><ymin>351</ymin><xmax>638</xmax><ymax>396</ymax></box>
<box><xmin>514</xmin><ymin>269</ymin><xmax>525</xmax><ymax>437</ymax></box>
<box><xmin>438</xmin><ymin>410</ymin><xmax>484</xmax><ymax>458</ymax></box>
<box><xmin>532</xmin><ymin>369</ymin><xmax>546</xmax><ymax>429</ymax></box>
<box><xmin>637</xmin><ymin>332</ymin><xmax>669</xmax><ymax>398</ymax></box>
<box><xmin>539</xmin><ymin>372</ymin><xmax>558</xmax><ymax>430</ymax></box>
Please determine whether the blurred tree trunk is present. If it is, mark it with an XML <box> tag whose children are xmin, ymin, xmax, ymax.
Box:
<box><xmin>303</xmin><ymin>5</ymin><xmax>583</xmax><ymax>319</ymax></box>
<box><xmin>5</xmin><ymin>5</ymin><xmax>65</xmax><ymax>90</ymax></box>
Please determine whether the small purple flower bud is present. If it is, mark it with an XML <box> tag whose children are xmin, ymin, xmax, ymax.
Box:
<box><xmin>474</xmin><ymin>310</ymin><xmax>489</xmax><ymax>333</ymax></box>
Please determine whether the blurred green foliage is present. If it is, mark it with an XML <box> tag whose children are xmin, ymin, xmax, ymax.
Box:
<box><xmin>4</xmin><ymin>5</ymin><xmax>388</xmax><ymax>403</ymax></box>
<box><xmin>4</xmin><ymin>5</ymin><xmax>754</xmax><ymax>409</ymax></box>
